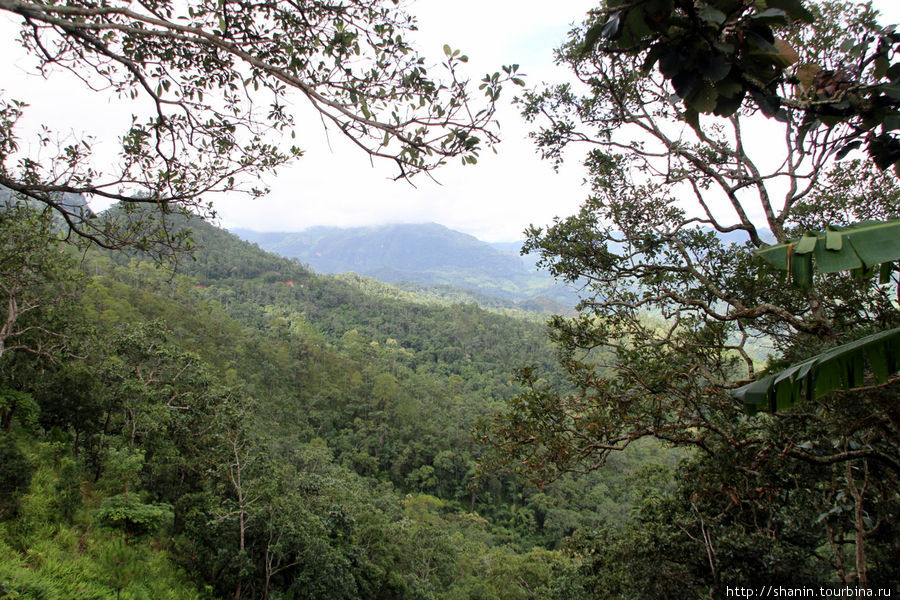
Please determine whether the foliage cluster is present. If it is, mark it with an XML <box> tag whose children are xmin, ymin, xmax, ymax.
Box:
<box><xmin>585</xmin><ymin>0</ymin><xmax>900</xmax><ymax>171</ymax></box>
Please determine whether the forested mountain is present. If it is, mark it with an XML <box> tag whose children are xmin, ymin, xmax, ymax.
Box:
<box><xmin>1</xmin><ymin>206</ymin><xmax>672</xmax><ymax>599</ymax></box>
<box><xmin>4</xmin><ymin>0</ymin><xmax>900</xmax><ymax>596</ymax></box>
<box><xmin>233</xmin><ymin>223</ymin><xmax>578</xmax><ymax>309</ymax></box>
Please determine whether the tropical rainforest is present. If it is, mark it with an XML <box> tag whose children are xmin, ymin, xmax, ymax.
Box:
<box><xmin>2</xmin><ymin>0</ymin><xmax>900</xmax><ymax>598</ymax></box>
<box><xmin>0</xmin><ymin>202</ymin><xmax>675</xmax><ymax>599</ymax></box>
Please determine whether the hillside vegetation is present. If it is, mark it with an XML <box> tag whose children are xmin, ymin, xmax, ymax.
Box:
<box><xmin>234</xmin><ymin>224</ymin><xmax>578</xmax><ymax>309</ymax></box>
<box><xmin>0</xmin><ymin>207</ymin><xmax>672</xmax><ymax>599</ymax></box>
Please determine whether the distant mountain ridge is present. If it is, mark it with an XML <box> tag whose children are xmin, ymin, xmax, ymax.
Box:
<box><xmin>0</xmin><ymin>187</ymin><xmax>90</xmax><ymax>215</ymax></box>
<box><xmin>233</xmin><ymin>223</ymin><xmax>578</xmax><ymax>309</ymax></box>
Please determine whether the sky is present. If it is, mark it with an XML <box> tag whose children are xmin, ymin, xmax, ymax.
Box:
<box><xmin>2</xmin><ymin>1</ymin><xmax>899</xmax><ymax>242</ymax></box>
<box><xmin>214</xmin><ymin>0</ymin><xmax>600</xmax><ymax>241</ymax></box>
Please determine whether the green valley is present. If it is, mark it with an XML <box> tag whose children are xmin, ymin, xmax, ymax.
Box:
<box><xmin>0</xmin><ymin>208</ymin><xmax>671</xmax><ymax>599</ymax></box>
<box><xmin>234</xmin><ymin>224</ymin><xmax>579</xmax><ymax>310</ymax></box>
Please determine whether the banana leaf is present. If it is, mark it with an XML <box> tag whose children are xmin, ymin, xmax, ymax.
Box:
<box><xmin>733</xmin><ymin>327</ymin><xmax>900</xmax><ymax>414</ymax></box>
<box><xmin>755</xmin><ymin>219</ymin><xmax>900</xmax><ymax>289</ymax></box>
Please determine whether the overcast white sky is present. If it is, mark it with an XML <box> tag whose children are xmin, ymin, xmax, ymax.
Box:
<box><xmin>2</xmin><ymin>1</ymin><xmax>899</xmax><ymax>242</ymax></box>
<box><xmin>213</xmin><ymin>0</ymin><xmax>600</xmax><ymax>241</ymax></box>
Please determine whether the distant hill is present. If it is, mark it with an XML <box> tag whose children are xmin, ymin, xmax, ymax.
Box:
<box><xmin>0</xmin><ymin>186</ymin><xmax>90</xmax><ymax>215</ymax></box>
<box><xmin>233</xmin><ymin>223</ymin><xmax>578</xmax><ymax>309</ymax></box>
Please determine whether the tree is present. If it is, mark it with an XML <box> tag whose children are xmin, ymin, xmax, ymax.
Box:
<box><xmin>486</xmin><ymin>0</ymin><xmax>900</xmax><ymax>589</ymax></box>
<box><xmin>581</xmin><ymin>0</ymin><xmax>900</xmax><ymax>172</ymax></box>
<box><xmin>0</xmin><ymin>0</ymin><xmax>521</xmax><ymax>255</ymax></box>
<box><xmin>0</xmin><ymin>204</ymin><xmax>83</xmax><ymax>363</ymax></box>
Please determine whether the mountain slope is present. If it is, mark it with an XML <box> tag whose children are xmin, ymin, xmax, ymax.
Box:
<box><xmin>2</xmin><ymin>205</ymin><xmax>677</xmax><ymax>599</ymax></box>
<box><xmin>233</xmin><ymin>223</ymin><xmax>578</xmax><ymax>307</ymax></box>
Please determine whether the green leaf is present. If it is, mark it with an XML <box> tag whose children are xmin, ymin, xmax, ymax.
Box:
<box><xmin>835</xmin><ymin>140</ymin><xmax>863</xmax><ymax>160</ymax></box>
<box><xmin>642</xmin><ymin>44</ymin><xmax>667</xmax><ymax>72</ymax></box>
<box><xmin>755</xmin><ymin>219</ymin><xmax>900</xmax><ymax>284</ymax></box>
<box><xmin>672</xmin><ymin>70</ymin><xmax>699</xmax><ymax>98</ymax></box>
<box><xmin>747</xmin><ymin>31</ymin><xmax>780</xmax><ymax>55</ymax></box>
<box><xmin>825</xmin><ymin>228</ymin><xmax>842</xmax><ymax>251</ymax></box>
<box><xmin>789</xmin><ymin>251</ymin><xmax>813</xmax><ymax>290</ymax></box>
<box><xmin>867</xmin><ymin>134</ymin><xmax>900</xmax><ymax>170</ymax></box>
<box><xmin>867</xmin><ymin>340</ymin><xmax>891</xmax><ymax>382</ymax></box>
<box><xmin>713</xmin><ymin>89</ymin><xmax>745</xmax><ymax>116</ymax></box>
<box><xmin>877</xmin><ymin>83</ymin><xmax>900</xmax><ymax>100</ymax></box>
<box><xmin>734</xmin><ymin>373</ymin><xmax>777</xmax><ymax>414</ymax></box>
<box><xmin>813</xmin><ymin>239</ymin><xmax>863</xmax><ymax>272</ymax></box>
<box><xmin>683</xmin><ymin>107</ymin><xmax>702</xmax><ymax>135</ymax></box>
<box><xmin>879</xmin><ymin>261</ymin><xmax>894</xmax><ymax>284</ymax></box>
<box><xmin>700</xmin><ymin>54</ymin><xmax>732</xmax><ymax>82</ymax></box>
<box><xmin>698</xmin><ymin>5</ymin><xmax>727</xmax><ymax>25</ymax></box>
<box><xmin>875</xmin><ymin>55</ymin><xmax>890</xmax><ymax>80</ymax></box>
<box><xmin>687</xmin><ymin>83</ymin><xmax>718</xmax><ymax>113</ymax></box>
<box><xmin>620</xmin><ymin>5</ymin><xmax>652</xmax><ymax>47</ymax></box>
<box><xmin>887</xmin><ymin>61</ymin><xmax>900</xmax><ymax>83</ymax></box>
<box><xmin>749</xmin><ymin>89</ymin><xmax>781</xmax><ymax>117</ymax></box>
<box><xmin>842</xmin><ymin>220</ymin><xmax>900</xmax><ymax>266</ymax></box>
<box><xmin>714</xmin><ymin>77</ymin><xmax>744</xmax><ymax>98</ymax></box>
<box><xmin>733</xmin><ymin>327</ymin><xmax>900</xmax><ymax>413</ymax></box>
<box><xmin>793</xmin><ymin>232</ymin><xmax>817</xmax><ymax>255</ymax></box>
<box><xmin>763</xmin><ymin>0</ymin><xmax>815</xmax><ymax>22</ymax></box>
<box><xmin>882</xmin><ymin>114</ymin><xmax>900</xmax><ymax>131</ymax></box>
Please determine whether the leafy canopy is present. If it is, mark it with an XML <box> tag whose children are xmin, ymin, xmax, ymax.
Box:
<box><xmin>487</xmin><ymin>0</ymin><xmax>900</xmax><ymax>506</ymax></box>
<box><xmin>0</xmin><ymin>0</ymin><xmax>522</xmax><ymax>256</ymax></box>
<box><xmin>483</xmin><ymin>2</ymin><xmax>900</xmax><ymax>590</ymax></box>
<box><xmin>583</xmin><ymin>0</ymin><xmax>900</xmax><ymax>172</ymax></box>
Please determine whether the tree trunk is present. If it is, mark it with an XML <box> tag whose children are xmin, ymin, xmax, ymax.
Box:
<box><xmin>846</xmin><ymin>460</ymin><xmax>869</xmax><ymax>589</ymax></box>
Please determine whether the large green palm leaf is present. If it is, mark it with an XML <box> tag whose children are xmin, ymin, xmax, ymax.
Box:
<box><xmin>738</xmin><ymin>219</ymin><xmax>900</xmax><ymax>413</ymax></box>
<box><xmin>755</xmin><ymin>219</ymin><xmax>900</xmax><ymax>290</ymax></box>
<box><xmin>732</xmin><ymin>327</ymin><xmax>900</xmax><ymax>414</ymax></box>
